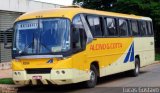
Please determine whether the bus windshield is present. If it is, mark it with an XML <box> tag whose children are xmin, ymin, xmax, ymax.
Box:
<box><xmin>14</xmin><ymin>18</ymin><xmax>70</xmax><ymax>55</ymax></box>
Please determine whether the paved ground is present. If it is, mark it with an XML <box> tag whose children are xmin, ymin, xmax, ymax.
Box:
<box><xmin>0</xmin><ymin>69</ymin><xmax>12</xmax><ymax>79</ymax></box>
<box><xmin>18</xmin><ymin>62</ymin><xmax>160</xmax><ymax>93</ymax></box>
<box><xmin>0</xmin><ymin>62</ymin><xmax>12</xmax><ymax>79</ymax></box>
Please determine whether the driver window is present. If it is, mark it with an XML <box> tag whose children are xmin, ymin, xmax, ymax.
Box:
<box><xmin>72</xmin><ymin>15</ymin><xmax>86</xmax><ymax>50</ymax></box>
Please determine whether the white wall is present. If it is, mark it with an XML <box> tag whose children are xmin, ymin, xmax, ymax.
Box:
<box><xmin>0</xmin><ymin>0</ymin><xmax>61</xmax><ymax>12</ymax></box>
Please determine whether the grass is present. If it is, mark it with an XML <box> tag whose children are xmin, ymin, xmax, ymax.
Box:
<box><xmin>0</xmin><ymin>78</ymin><xmax>14</xmax><ymax>84</ymax></box>
<box><xmin>155</xmin><ymin>53</ymin><xmax>160</xmax><ymax>61</ymax></box>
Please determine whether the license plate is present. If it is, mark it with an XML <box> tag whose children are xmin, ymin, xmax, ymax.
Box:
<box><xmin>32</xmin><ymin>76</ymin><xmax>42</xmax><ymax>80</ymax></box>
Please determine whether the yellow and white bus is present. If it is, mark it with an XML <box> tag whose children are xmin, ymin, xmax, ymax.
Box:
<box><xmin>5</xmin><ymin>6</ymin><xmax>155</xmax><ymax>88</ymax></box>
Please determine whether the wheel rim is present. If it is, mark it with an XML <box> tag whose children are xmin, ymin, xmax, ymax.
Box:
<box><xmin>90</xmin><ymin>70</ymin><xmax>96</xmax><ymax>83</ymax></box>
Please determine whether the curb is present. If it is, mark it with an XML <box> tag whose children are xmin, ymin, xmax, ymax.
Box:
<box><xmin>154</xmin><ymin>61</ymin><xmax>160</xmax><ymax>63</ymax></box>
<box><xmin>0</xmin><ymin>84</ymin><xmax>25</xmax><ymax>88</ymax></box>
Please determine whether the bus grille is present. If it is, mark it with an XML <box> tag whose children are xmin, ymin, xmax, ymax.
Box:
<box><xmin>26</xmin><ymin>68</ymin><xmax>52</xmax><ymax>74</ymax></box>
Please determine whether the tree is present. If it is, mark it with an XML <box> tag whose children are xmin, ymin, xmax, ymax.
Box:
<box><xmin>73</xmin><ymin>0</ymin><xmax>160</xmax><ymax>48</ymax></box>
<box><xmin>73</xmin><ymin>0</ymin><xmax>117</xmax><ymax>10</ymax></box>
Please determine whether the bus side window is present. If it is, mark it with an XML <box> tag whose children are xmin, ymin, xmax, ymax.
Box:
<box><xmin>150</xmin><ymin>22</ymin><xmax>154</xmax><ymax>35</ymax></box>
<box><xmin>130</xmin><ymin>20</ymin><xmax>139</xmax><ymax>36</ymax></box>
<box><xmin>87</xmin><ymin>16</ymin><xmax>102</xmax><ymax>37</ymax></box>
<box><xmin>72</xmin><ymin>15</ymin><xmax>86</xmax><ymax>51</ymax></box>
<box><xmin>139</xmin><ymin>21</ymin><xmax>148</xmax><ymax>36</ymax></box>
<box><xmin>147</xmin><ymin>21</ymin><xmax>153</xmax><ymax>36</ymax></box>
<box><xmin>118</xmin><ymin>19</ymin><xmax>129</xmax><ymax>36</ymax></box>
<box><xmin>105</xmin><ymin>18</ymin><xmax>117</xmax><ymax>36</ymax></box>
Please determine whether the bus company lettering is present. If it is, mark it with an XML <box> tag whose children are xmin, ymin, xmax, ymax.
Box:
<box><xmin>90</xmin><ymin>43</ymin><xmax>122</xmax><ymax>50</ymax></box>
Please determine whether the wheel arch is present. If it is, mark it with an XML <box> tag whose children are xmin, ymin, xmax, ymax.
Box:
<box><xmin>90</xmin><ymin>61</ymin><xmax>100</xmax><ymax>77</ymax></box>
<box><xmin>135</xmin><ymin>55</ymin><xmax>140</xmax><ymax>67</ymax></box>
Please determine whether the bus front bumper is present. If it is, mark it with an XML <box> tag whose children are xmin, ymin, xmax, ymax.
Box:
<box><xmin>13</xmin><ymin>69</ymin><xmax>87</xmax><ymax>85</ymax></box>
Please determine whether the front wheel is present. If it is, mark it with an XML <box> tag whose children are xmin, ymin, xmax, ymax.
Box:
<box><xmin>131</xmin><ymin>58</ymin><xmax>140</xmax><ymax>77</ymax></box>
<box><xmin>83</xmin><ymin>65</ymin><xmax>98</xmax><ymax>88</ymax></box>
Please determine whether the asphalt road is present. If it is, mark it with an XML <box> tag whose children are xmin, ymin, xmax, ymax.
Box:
<box><xmin>18</xmin><ymin>62</ymin><xmax>160</xmax><ymax>93</ymax></box>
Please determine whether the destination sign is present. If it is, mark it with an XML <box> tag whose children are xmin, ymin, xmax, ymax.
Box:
<box><xmin>18</xmin><ymin>23</ymin><xmax>38</xmax><ymax>30</ymax></box>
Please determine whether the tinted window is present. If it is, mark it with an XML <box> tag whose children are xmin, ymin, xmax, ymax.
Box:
<box><xmin>87</xmin><ymin>16</ymin><xmax>102</xmax><ymax>37</ymax></box>
<box><xmin>105</xmin><ymin>18</ymin><xmax>117</xmax><ymax>36</ymax></box>
<box><xmin>130</xmin><ymin>20</ymin><xmax>139</xmax><ymax>36</ymax></box>
<box><xmin>72</xmin><ymin>15</ymin><xmax>85</xmax><ymax>49</ymax></box>
<box><xmin>118</xmin><ymin>19</ymin><xmax>128</xmax><ymax>36</ymax></box>
<box><xmin>147</xmin><ymin>22</ymin><xmax>153</xmax><ymax>35</ymax></box>
<box><xmin>15</xmin><ymin>19</ymin><xmax>70</xmax><ymax>54</ymax></box>
<box><xmin>139</xmin><ymin>21</ymin><xmax>148</xmax><ymax>36</ymax></box>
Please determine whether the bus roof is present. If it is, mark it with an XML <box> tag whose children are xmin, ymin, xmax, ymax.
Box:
<box><xmin>16</xmin><ymin>7</ymin><xmax>152</xmax><ymax>22</ymax></box>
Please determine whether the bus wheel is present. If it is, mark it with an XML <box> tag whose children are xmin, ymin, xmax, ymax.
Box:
<box><xmin>84</xmin><ymin>65</ymin><xmax>98</xmax><ymax>88</ymax></box>
<box><xmin>131</xmin><ymin>58</ymin><xmax>140</xmax><ymax>77</ymax></box>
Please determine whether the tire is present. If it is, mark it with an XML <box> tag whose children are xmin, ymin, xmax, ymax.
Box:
<box><xmin>131</xmin><ymin>58</ymin><xmax>140</xmax><ymax>77</ymax></box>
<box><xmin>83</xmin><ymin>65</ymin><xmax>98</xmax><ymax>88</ymax></box>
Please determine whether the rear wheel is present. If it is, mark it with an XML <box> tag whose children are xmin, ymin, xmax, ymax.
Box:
<box><xmin>83</xmin><ymin>65</ymin><xmax>98</xmax><ymax>88</ymax></box>
<box><xmin>131</xmin><ymin>57</ymin><xmax>140</xmax><ymax>77</ymax></box>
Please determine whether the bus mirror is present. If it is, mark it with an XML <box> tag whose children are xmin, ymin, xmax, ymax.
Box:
<box><xmin>4</xmin><ymin>28</ymin><xmax>13</xmax><ymax>49</ymax></box>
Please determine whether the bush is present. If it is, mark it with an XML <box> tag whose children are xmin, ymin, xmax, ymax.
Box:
<box><xmin>0</xmin><ymin>78</ymin><xmax>14</xmax><ymax>84</ymax></box>
<box><xmin>155</xmin><ymin>53</ymin><xmax>160</xmax><ymax>61</ymax></box>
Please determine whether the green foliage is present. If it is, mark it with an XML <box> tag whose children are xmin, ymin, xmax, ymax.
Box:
<box><xmin>0</xmin><ymin>78</ymin><xmax>14</xmax><ymax>84</ymax></box>
<box><xmin>73</xmin><ymin>0</ymin><xmax>117</xmax><ymax>10</ymax></box>
<box><xmin>73</xmin><ymin>0</ymin><xmax>160</xmax><ymax>47</ymax></box>
<box><xmin>155</xmin><ymin>53</ymin><xmax>160</xmax><ymax>61</ymax></box>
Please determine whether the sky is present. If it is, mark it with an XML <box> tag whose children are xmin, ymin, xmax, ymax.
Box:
<box><xmin>34</xmin><ymin>0</ymin><xmax>73</xmax><ymax>5</ymax></box>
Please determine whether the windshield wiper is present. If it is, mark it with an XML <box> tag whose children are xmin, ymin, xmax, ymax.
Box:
<box><xmin>18</xmin><ymin>41</ymin><xmax>34</xmax><ymax>55</ymax></box>
<box><xmin>39</xmin><ymin>42</ymin><xmax>53</xmax><ymax>53</ymax></box>
<box><xmin>18</xmin><ymin>32</ymin><xmax>35</xmax><ymax>55</ymax></box>
<box><xmin>19</xmin><ymin>38</ymin><xmax>53</xmax><ymax>54</ymax></box>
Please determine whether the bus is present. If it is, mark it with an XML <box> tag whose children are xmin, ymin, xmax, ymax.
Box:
<box><xmin>4</xmin><ymin>6</ymin><xmax>155</xmax><ymax>88</ymax></box>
